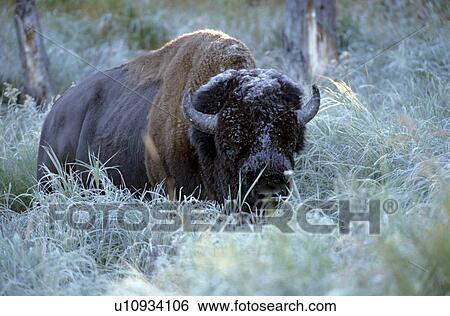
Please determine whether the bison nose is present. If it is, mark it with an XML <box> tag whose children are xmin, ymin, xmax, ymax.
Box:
<box><xmin>253</xmin><ymin>183</ymin><xmax>288</xmax><ymax>200</ymax></box>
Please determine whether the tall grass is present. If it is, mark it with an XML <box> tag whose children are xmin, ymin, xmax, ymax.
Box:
<box><xmin>0</xmin><ymin>0</ymin><xmax>449</xmax><ymax>295</ymax></box>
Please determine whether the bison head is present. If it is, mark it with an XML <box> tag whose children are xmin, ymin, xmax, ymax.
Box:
<box><xmin>183</xmin><ymin>69</ymin><xmax>320</xmax><ymax>208</ymax></box>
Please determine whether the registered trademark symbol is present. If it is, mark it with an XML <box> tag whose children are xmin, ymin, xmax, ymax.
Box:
<box><xmin>383</xmin><ymin>199</ymin><xmax>398</xmax><ymax>214</ymax></box>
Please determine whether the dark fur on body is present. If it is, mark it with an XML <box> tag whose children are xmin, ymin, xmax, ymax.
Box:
<box><xmin>37</xmin><ymin>66</ymin><xmax>160</xmax><ymax>190</ymax></box>
<box><xmin>37</xmin><ymin>30</ymin><xmax>313</xmax><ymax>207</ymax></box>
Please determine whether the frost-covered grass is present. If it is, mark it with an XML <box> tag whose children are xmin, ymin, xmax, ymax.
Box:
<box><xmin>0</xmin><ymin>0</ymin><xmax>449</xmax><ymax>295</ymax></box>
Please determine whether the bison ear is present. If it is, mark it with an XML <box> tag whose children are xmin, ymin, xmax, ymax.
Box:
<box><xmin>190</xmin><ymin>69</ymin><xmax>239</xmax><ymax>115</ymax></box>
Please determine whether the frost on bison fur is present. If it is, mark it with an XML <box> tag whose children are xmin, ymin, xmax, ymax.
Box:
<box><xmin>37</xmin><ymin>30</ymin><xmax>320</xmax><ymax>207</ymax></box>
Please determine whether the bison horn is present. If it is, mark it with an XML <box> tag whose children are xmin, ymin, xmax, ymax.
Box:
<box><xmin>182</xmin><ymin>90</ymin><xmax>218</xmax><ymax>134</ymax></box>
<box><xmin>296</xmin><ymin>85</ymin><xmax>320</xmax><ymax>125</ymax></box>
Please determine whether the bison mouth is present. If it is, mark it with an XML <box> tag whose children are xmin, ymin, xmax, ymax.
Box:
<box><xmin>240</xmin><ymin>176</ymin><xmax>291</xmax><ymax>211</ymax></box>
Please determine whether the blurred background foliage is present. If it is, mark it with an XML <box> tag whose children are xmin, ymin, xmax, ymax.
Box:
<box><xmin>1</xmin><ymin>0</ymin><xmax>448</xmax><ymax>89</ymax></box>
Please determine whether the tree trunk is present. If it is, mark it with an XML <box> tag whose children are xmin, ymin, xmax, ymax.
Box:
<box><xmin>283</xmin><ymin>0</ymin><xmax>338</xmax><ymax>82</ymax></box>
<box><xmin>14</xmin><ymin>0</ymin><xmax>54</xmax><ymax>105</ymax></box>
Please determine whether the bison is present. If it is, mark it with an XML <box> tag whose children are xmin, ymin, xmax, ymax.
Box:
<box><xmin>37</xmin><ymin>30</ymin><xmax>320</xmax><ymax>208</ymax></box>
